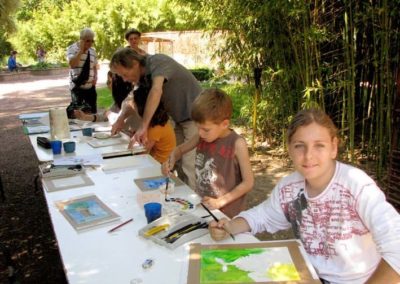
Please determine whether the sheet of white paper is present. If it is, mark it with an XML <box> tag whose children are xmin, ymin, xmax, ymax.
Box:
<box><xmin>52</xmin><ymin>175</ymin><xmax>86</xmax><ymax>187</ymax></box>
<box><xmin>53</xmin><ymin>154</ymin><xmax>103</xmax><ymax>166</ymax></box>
<box><xmin>19</xmin><ymin>112</ymin><xmax>48</xmax><ymax>120</ymax></box>
<box><xmin>25</xmin><ymin>125</ymin><xmax>50</xmax><ymax>134</ymax></box>
<box><xmin>94</xmin><ymin>126</ymin><xmax>112</xmax><ymax>132</ymax></box>
<box><xmin>107</xmin><ymin>111</ymin><xmax>119</xmax><ymax>125</ymax></box>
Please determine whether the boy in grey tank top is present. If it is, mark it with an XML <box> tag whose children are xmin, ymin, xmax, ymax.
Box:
<box><xmin>161</xmin><ymin>88</ymin><xmax>254</xmax><ymax>218</ymax></box>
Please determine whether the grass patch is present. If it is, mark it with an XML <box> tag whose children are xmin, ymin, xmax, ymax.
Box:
<box><xmin>96</xmin><ymin>81</ymin><xmax>253</xmax><ymax>126</ymax></box>
<box><xmin>201</xmin><ymin>81</ymin><xmax>253</xmax><ymax>125</ymax></box>
<box><xmin>97</xmin><ymin>87</ymin><xmax>113</xmax><ymax>109</ymax></box>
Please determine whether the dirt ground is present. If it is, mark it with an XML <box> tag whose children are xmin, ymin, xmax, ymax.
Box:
<box><xmin>0</xmin><ymin>73</ymin><xmax>293</xmax><ymax>283</ymax></box>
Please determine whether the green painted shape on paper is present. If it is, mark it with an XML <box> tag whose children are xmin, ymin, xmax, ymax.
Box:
<box><xmin>202</xmin><ymin>248</ymin><xmax>264</xmax><ymax>263</ymax></box>
<box><xmin>200</xmin><ymin>248</ymin><xmax>264</xmax><ymax>283</ymax></box>
<box><xmin>266</xmin><ymin>263</ymin><xmax>301</xmax><ymax>281</ymax></box>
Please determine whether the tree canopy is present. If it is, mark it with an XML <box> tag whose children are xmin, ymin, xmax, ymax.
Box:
<box><xmin>4</xmin><ymin>0</ymin><xmax>400</xmax><ymax>180</ymax></box>
<box><xmin>6</xmin><ymin>0</ymin><xmax>204</xmax><ymax>61</ymax></box>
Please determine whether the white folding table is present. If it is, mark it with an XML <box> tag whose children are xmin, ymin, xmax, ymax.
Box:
<box><xmin>41</xmin><ymin>154</ymin><xmax>258</xmax><ymax>283</ymax></box>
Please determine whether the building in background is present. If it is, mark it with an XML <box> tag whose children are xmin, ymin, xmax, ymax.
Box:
<box><xmin>140</xmin><ymin>31</ymin><xmax>222</xmax><ymax>69</ymax></box>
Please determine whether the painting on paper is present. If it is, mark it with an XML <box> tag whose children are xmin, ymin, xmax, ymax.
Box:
<box><xmin>188</xmin><ymin>241</ymin><xmax>321</xmax><ymax>284</ymax></box>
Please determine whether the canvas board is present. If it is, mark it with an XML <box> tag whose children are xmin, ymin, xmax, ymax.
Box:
<box><xmin>43</xmin><ymin>174</ymin><xmax>94</xmax><ymax>192</ymax></box>
<box><xmin>55</xmin><ymin>194</ymin><xmax>120</xmax><ymax>232</ymax></box>
<box><xmin>102</xmin><ymin>154</ymin><xmax>154</xmax><ymax>172</ymax></box>
<box><xmin>134</xmin><ymin>175</ymin><xmax>185</xmax><ymax>192</ymax></box>
<box><xmin>188</xmin><ymin>241</ymin><xmax>321</xmax><ymax>284</ymax></box>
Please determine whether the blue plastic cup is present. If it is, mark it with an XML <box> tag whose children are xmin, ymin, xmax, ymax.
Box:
<box><xmin>144</xmin><ymin>202</ymin><xmax>162</xmax><ymax>224</ymax></box>
<box><xmin>82</xmin><ymin>128</ymin><xmax>93</xmax><ymax>137</ymax></box>
<box><xmin>63</xmin><ymin>141</ymin><xmax>76</xmax><ymax>153</ymax></box>
<box><xmin>50</xmin><ymin>140</ymin><xmax>62</xmax><ymax>155</ymax></box>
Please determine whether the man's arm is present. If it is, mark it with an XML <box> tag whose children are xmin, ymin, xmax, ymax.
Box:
<box><xmin>141</xmin><ymin>76</ymin><xmax>165</xmax><ymax>129</ymax></box>
<box><xmin>131</xmin><ymin>75</ymin><xmax>165</xmax><ymax>145</ymax></box>
<box><xmin>68</xmin><ymin>40</ymin><xmax>85</xmax><ymax>68</ymax></box>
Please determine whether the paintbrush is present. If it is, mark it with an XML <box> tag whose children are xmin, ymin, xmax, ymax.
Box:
<box><xmin>165</xmin><ymin>177</ymin><xmax>169</xmax><ymax>201</ymax></box>
<box><xmin>165</xmin><ymin>157</ymin><xmax>171</xmax><ymax>202</ymax></box>
<box><xmin>200</xmin><ymin>203</ymin><xmax>235</xmax><ymax>240</ymax></box>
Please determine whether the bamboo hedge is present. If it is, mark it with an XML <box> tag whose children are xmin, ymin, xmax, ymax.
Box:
<box><xmin>187</xmin><ymin>0</ymin><xmax>400</xmax><ymax>181</ymax></box>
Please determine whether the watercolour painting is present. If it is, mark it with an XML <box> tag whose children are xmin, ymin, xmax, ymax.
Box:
<box><xmin>134</xmin><ymin>175</ymin><xmax>184</xmax><ymax>192</ymax></box>
<box><xmin>188</xmin><ymin>241</ymin><xmax>321</xmax><ymax>284</ymax></box>
<box><xmin>56</xmin><ymin>194</ymin><xmax>120</xmax><ymax>232</ymax></box>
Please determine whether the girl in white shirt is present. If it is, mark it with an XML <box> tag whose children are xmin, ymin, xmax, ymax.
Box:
<box><xmin>209</xmin><ymin>108</ymin><xmax>400</xmax><ymax>284</ymax></box>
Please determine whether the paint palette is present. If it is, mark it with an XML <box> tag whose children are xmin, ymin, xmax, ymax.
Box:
<box><xmin>165</xmin><ymin>197</ymin><xmax>195</xmax><ymax>211</ymax></box>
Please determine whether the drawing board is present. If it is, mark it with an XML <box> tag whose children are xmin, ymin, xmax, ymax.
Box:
<box><xmin>43</xmin><ymin>174</ymin><xmax>94</xmax><ymax>192</ymax></box>
<box><xmin>188</xmin><ymin>241</ymin><xmax>321</xmax><ymax>284</ymax></box>
<box><xmin>55</xmin><ymin>194</ymin><xmax>120</xmax><ymax>232</ymax></box>
<box><xmin>87</xmin><ymin>135</ymin><xmax>128</xmax><ymax>148</ymax></box>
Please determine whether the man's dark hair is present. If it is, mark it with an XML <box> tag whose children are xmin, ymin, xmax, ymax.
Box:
<box><xmin>110</xmin><ymin>48</ymin><xmax>146</xmax><ymax>69</ymax></box>
<box><xmin>111</xmin><ymin>74</ymin><xmax>132</xmax><ymax>109</ymax></box>
<box><xmin>125</xmin><ymin>28</ymin><xmax>141</xmax><ymax>40</ymax></box>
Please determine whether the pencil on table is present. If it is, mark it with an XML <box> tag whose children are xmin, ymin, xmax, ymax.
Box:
<box><xmin>108</xmin><ymin>218</ymin><xmax>133</xmax><ymax>233</ymax></box>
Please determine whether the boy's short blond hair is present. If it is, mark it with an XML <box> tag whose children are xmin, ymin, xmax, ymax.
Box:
<box><xmin>191</xmin><ymin>88</ymin><xmax>233</xmax><ymax>124</ymax></box>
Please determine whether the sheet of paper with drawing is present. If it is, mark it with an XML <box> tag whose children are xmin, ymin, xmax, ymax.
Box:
<box><xmin>187</xmin><ymin>240</ymin><xmax>321</xmax><ymax>284</ymax></box>
<box><xmin>55</xmin><ymin>194</ymin><xmax>120</xmax><ymax>232</ymax></box>
<box><xmin>134</xmin><ymin>176</ymin><xmax>184</xmax><ymax>192</ymax></box>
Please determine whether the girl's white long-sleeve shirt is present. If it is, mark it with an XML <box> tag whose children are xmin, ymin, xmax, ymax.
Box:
<box><xmin>239</xmin><ymin>161</ymin><xmax>400</xmax><ymax>283</ymax></box>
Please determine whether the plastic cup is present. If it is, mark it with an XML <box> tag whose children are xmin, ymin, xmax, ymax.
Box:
<box><xmin>144</xmin><ymin>202</ymin><xmax>162</xmax><ymax>224</ymax></box>
<box><xmin>82</xmin><ymin>128</ymin><xmax>93</xmax><ymax>137</ymax></box>
<box><xmin>63</xmin><ymin>141</ymin><xmax>76</xmax><ymax>153</ymax></box>
<box><xmin>50</xmin><ymin>140</ymin><xmax>62</xmax><ymax>155</ymax></box>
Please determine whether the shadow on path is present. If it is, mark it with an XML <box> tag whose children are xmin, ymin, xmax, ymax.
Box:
<box><xmin>0</xmin><ymin>74</ymin><xmax>82</xmax><ymax>284</ymax></box>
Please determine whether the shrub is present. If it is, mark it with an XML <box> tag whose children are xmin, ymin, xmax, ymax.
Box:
<box><xmin>190</xmin><ymin>68</ymin><xmax>214</xmax><ymax>81</ymax></box>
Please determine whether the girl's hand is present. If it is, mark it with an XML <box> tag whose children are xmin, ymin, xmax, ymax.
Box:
<box><xmin>208</xmin><ymin>219</ymin><xmax>230</xmax><ymax>241</ymax></box>
<box><xmin>202</xmin><ymin>196</ymin><xmax>222</xmax><ymax>210</ymax></box>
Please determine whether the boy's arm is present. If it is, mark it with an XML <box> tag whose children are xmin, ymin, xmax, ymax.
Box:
<box><xmin>204</xmin><ymin>137</ymin><xmax>254</xmax><ymax>210</ymax></box>
<box><xmin>176</xmin><ymin>133</ymin><xmax>199</xmax><ymax>157</ymax></box>
<box><xmin>162</xmin><ymin>134</ymin><xmax>199</xmax><ymax>175</ymax></box>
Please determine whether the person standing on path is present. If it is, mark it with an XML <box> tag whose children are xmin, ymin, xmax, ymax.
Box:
<box><xmin>66</xmin><ymin>28</ymin><xmax>98</xmax><ymax>115</ymax></box>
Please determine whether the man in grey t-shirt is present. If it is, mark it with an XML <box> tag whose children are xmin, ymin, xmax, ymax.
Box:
<box><xmin>110</xmin><ymin>48</ymin><xmax>201</xmax><ymax>189</ymax></box>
